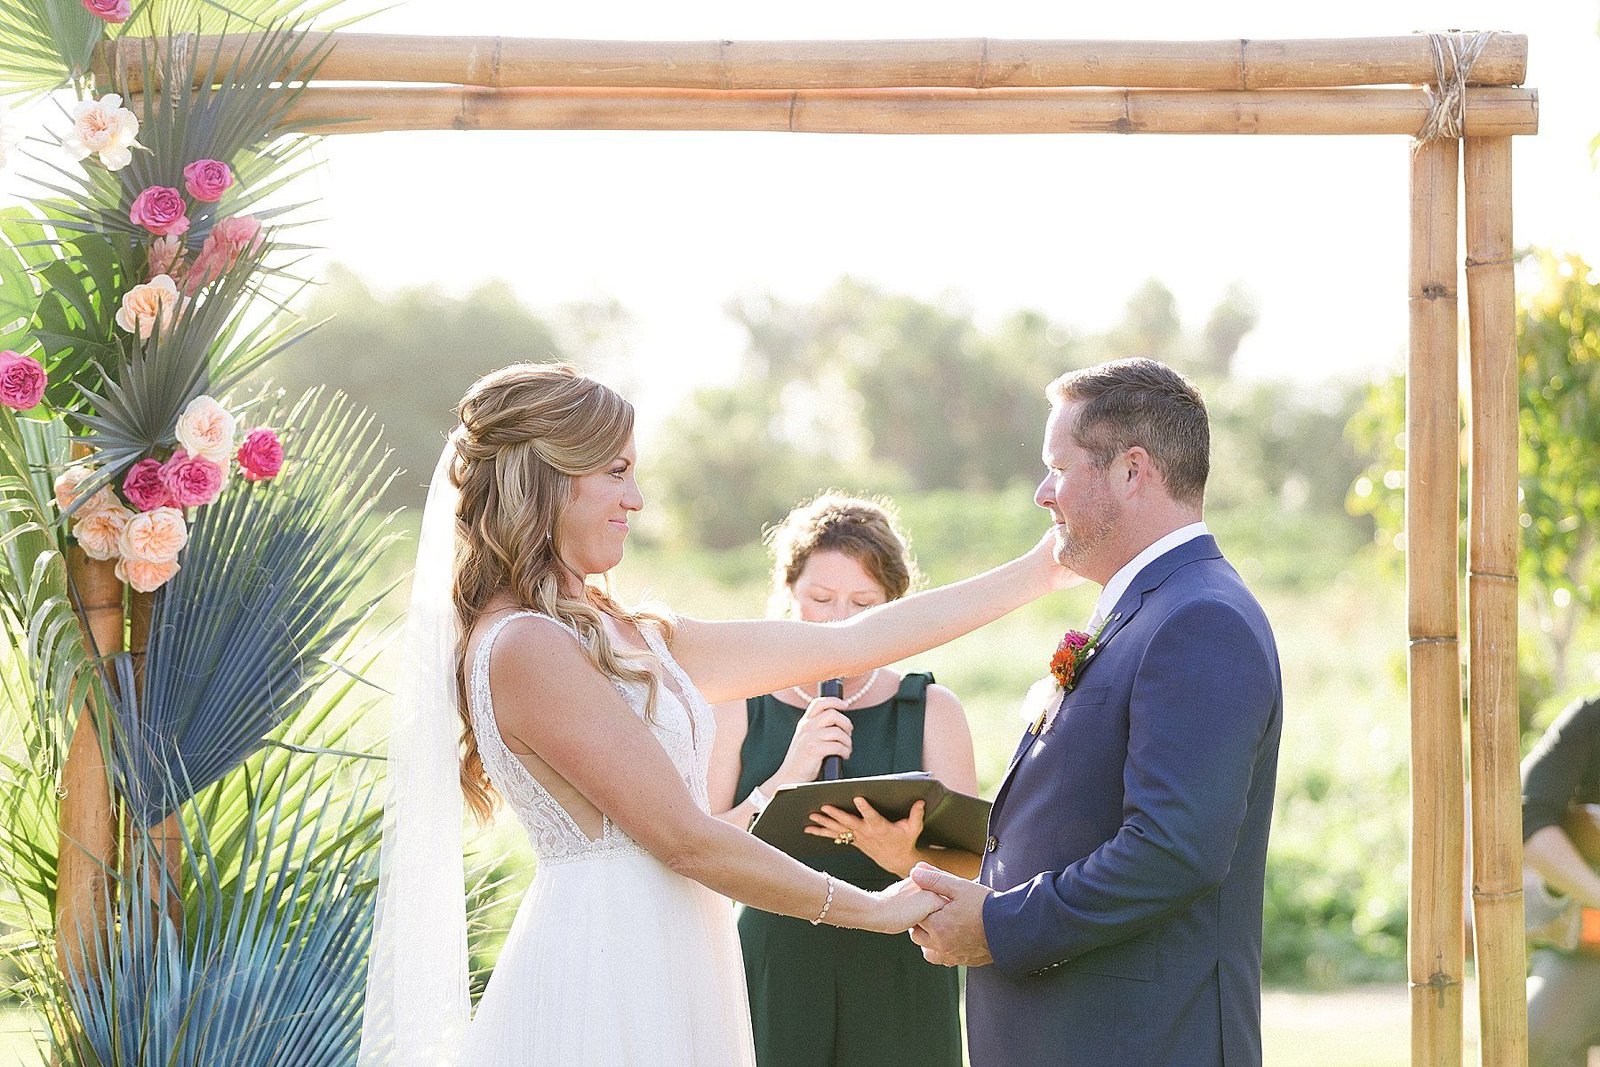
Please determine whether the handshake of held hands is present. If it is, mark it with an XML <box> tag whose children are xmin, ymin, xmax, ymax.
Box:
<box><xmin>880</xmin><ymin>863</ymin><xmax>995</xmax><ymax>968</ymax></box>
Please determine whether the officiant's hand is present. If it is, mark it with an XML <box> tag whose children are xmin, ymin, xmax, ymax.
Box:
<box><xmin>908</xmin><ymin>863</ymin><xmax>994</xmax><ymax>967</ymax></box>
<box><xmin>804</xmin><ymin>797</ymin><xmax>925</xmax><ymax>877</ymax></box>
<box><xmin>768</xmin><ymin>696</ymin><xmax>853</xmax><ymax>787</ymax></box>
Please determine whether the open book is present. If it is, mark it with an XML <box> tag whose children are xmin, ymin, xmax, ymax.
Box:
<box><xmin>749</xmin><ymin>771</ymin><xmax>992</xmax><ymax>858</ymax></box>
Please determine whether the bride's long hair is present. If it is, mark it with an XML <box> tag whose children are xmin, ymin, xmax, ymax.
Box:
<box><xmin>450</xmin><ymin>362</ymin><xmax>672</xmax><ymax>822</ymax></box>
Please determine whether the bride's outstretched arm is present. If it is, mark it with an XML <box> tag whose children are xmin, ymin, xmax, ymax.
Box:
<box><xmin>669</xmin><ymin>530</ymin><xmax>1078</xmax><ymax>705</ymax></box>
<box><xmin>490</xmin><ymin>615</ymin><xmax>941</xmax><ymax>932</ymax></box>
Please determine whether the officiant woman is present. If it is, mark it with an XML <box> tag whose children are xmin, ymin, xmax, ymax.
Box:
<box><xmin>709</xmin><ymin>493</ymin><xmax>980</xmax><ymax>1067</ymax></box>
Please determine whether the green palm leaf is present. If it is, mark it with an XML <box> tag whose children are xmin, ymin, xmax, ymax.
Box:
<box><xmin>0</xmin><ymin>0</ymin><xmax>104</xmax><ymax>101</ymax></box>
<box><xmin>0</xmin><ymin>408</ymin><xmax>102</xmax><ymax>767</ymax></box>
<box><xmin>114</xmin><ymin>385</ymin><xmax>399</xmax><ymax>825</ymax></box>
<box><xmin>63</xmin><ymin>756</ymin><xmax>380</xmax><ymax>1066</ymax></box>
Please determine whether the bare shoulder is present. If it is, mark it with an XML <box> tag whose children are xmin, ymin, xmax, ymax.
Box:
<box><xmin>923</xmin><ymin>682</ymin><xmax>969</xmax><ymax>725</ymax></box>
<box><xmin>482</xmin><ymin>614</ymin><xmax>607</xmax><ymax>719</ymax></box>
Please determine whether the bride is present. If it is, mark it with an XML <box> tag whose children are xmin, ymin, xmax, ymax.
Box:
<box><xmin>358</xmin><ymin>363</ymin><xmax>1073</xmax><ymax>1066</ymax></box>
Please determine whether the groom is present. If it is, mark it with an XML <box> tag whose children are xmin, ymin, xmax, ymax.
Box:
<box><xmin>910</xmin><ymin>358</ymin><xmax>1283</xmax><ymax>1067</ymax></box>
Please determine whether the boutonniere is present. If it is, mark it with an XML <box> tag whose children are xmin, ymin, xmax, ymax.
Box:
<box><xmin>1030</xmin><ymin>619</ymin><xmax>1110</xmax><ymax>735</ymax></box>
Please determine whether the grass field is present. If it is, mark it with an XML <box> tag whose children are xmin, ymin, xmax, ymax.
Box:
<box><xmin>0</xmin><ymin>986</ymin><xmax>1486</xmax><ymax>1066</ymax></box>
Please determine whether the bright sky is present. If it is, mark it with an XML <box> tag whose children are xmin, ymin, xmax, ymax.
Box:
<box><xmin>8</xmin><ymin>1</ymin><xmax>1600</xmax><ymax>415</ymax></box>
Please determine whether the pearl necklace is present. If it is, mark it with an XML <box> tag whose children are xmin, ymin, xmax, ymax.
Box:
<box><xmin>790</xmin><ymin>669</ymin><xmax>881</xmax><ymax>709</ymax></box>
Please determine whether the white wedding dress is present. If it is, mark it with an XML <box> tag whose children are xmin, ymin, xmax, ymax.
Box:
<box><xmin>460</xmin><ymin>610</ymin><xmax>757</xmax><ymax>1067</ymax></box>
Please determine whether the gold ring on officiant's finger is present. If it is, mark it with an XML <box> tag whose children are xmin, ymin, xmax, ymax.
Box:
<box><xmin>835</xmin><ymin>831</ymin><xmax>854</xmax><ymax>846</ymax></box>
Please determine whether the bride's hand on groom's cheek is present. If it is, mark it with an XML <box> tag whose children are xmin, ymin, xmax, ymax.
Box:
<box><xmin>907</xmin><ymin>863</ymin><xmax>994</xmax><ymax>967</ymax></box>
<box><xmin>1027</xmin><ymin>528</ymin><xmax>1084</xmax><ymax>593</ymax></box>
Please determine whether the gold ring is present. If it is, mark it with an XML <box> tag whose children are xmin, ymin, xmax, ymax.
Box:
<box><xmin>835</xmin><ymin>831</ymin><xmax>854</xmax><ymax>846</ymax></box>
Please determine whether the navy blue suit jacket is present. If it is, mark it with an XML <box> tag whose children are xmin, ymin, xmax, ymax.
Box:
<box><xmin>968</xmin><ymin>535</ymin><xmax>1282</xmax><ymax>1067</ymax></box>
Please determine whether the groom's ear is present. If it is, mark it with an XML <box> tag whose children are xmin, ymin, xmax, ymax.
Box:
<box><xmin>1119</xmin><ymin>446</ymin><xmax>1154</xmax><ymax>494</ymax></box>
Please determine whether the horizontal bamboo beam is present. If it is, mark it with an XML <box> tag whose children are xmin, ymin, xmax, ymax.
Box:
<box><xmin>265</xmin><ymin>85</ymin><xmax>1539</xmax><ymax>137</ymax></box>
<box><xmin>97</xmin><ymin>33</ymin><xmax>1530</xmax><ymax>92</ymax></box>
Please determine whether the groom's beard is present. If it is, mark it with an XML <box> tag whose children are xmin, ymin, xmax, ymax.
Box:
<box><xmin>1054</xmin><ymin>494</ymin><xmax>1120</xmax><ymax>573</ymax></box>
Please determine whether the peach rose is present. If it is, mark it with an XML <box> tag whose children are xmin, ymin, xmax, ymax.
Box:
<box><xmin>73</xmin><ymin>503</ymin><xmax>131</xmax><ymax>561</ymax></box>
<box><xmin>118</xmin><ymin>506</ymin><xmax>187</xmax><ymax>564</ymax></box>
<box><xmin>115</xmin><ymin>555</ymin><xmax>179</xmax><ymax>593</ymax></box>
<box><xmin>54</xmin><ymin>466</ymin><xmax>116</xmax><ymax>515</ymax></box>
<box><xmin>115</xmin><ymin>275</ymin><xmax>183</xmax><ymax>341</ymax></box>
<box><xmin>174</xmin><ymin>395</ymin><xmax>236</xmax><ymax>465</ymax></box>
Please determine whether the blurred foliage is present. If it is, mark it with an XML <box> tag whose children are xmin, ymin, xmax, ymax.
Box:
<box><xmin>267</xmin><ymin>265</ymin><xmax>1402</xmax><ymax>988</ymax></box>
<box><xmin>250</xmin><ymin>264</ymin><xmax>635</xmax><ymax>507</ymax></box>
<box><xmin>1346</xmin><ymin>250</ymin><xmax>1600</xmax><ymax>736</ymax></box>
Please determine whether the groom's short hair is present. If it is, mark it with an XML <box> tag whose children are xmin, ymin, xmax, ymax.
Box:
<box><xmin>1046</xmin><ymin>358</ymin><xmax>1209</xmax><ymax>507</ymax></box>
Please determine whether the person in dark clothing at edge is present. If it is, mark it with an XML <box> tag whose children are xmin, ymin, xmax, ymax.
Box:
<box><xmin>1523</xmin><ymin>694</ymin><xmax>1600</xmax><ymax>1067</ymax></box>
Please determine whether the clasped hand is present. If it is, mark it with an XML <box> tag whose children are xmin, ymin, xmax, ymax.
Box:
<box><xmin>907</xmin><ymin>863</ymin><xmax>994</xmax><ymax>967</ymax></box>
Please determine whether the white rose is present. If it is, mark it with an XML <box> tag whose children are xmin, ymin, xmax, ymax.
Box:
<box><xmin>174</xmin><ymin>395</ymin><xmax>236</xmax><ymax>465</ymax></box>
<box><xmin>62</xmin><ymin>94</ymin><xmax>142</xmax><ymax>172</ymax></box>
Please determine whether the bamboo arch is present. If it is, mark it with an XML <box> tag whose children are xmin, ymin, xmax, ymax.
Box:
<box><xmin>80</xmin><ymin>30</ymin><xmax>1537</xmax><ymax>1067</ymax></box>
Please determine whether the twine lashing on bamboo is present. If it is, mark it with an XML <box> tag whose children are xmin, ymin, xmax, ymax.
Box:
<box><xmin>1414</xmin><ymin>31</ymin><xmax>1495</xmax><ymax>147</ymax></box>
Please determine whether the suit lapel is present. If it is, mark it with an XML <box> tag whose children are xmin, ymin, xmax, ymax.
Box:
<box><xmin>985</xmin><ymin>536</ymin><xmax>1224</xmax><ymax>829</ymax></box>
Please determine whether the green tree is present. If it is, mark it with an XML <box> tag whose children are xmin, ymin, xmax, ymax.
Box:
<box><xmin>257</xmin><ymin>264</ymin><xmax>629</xmax><ymax>508</ymax></box>
<box><xmin>1347</xmin><ymin>250</ymin><xmax>1600</xmax><ymax>721</ymax></box>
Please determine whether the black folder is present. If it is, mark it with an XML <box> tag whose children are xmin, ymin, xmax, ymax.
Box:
<box><xmin>749</xmin><ymin>771</ymin><xmax>992</xmax><ymax>859</ymax></box>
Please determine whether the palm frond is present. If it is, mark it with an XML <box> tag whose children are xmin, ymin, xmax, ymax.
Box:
<box><xmin>114</xmin><ymin>385</ymin><xmax>400</xmax><ymax>825</ymax></box>
<box><xmin>0</xmin><ymin>0</ymin><xmax>105</xmax><ymax>101</ymax></box>
<box><xmin>0</xmin><ymin>408</ymin><xmax>102</xmax><ymax>769</ymax></box>
<box><xmin>64</xmin><ymin>755</ymin><xmax>380</xmax><ymax>1065</ymax></box>
<box><xmin>130</xmin><ymin>0</ymin><xmax>385</xmax><ymax>36</ymax></box>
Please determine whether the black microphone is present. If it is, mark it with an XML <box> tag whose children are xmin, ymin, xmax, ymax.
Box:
<box><xmin>818</xmin><ymin>678</ymin><xmax>845</xmax><ymax>781</ymax></box>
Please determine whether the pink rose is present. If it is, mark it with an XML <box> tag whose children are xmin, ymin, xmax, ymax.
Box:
<box><xmin>129</xmin><ymin>186</ymin><xmax>190</xmax><ymax>238</ymax></box>
<box><xmin>182</xmin><ymin>159</ymin><xmax>234</xmax><ymax>202</ymax></box>
<box><xmin>115</xmin><ymin>555</ymin><xmax>179</xmax><ymax>593</ymax></box>
<box><xmin>0</xmin><ymin>350</ymin><xmax>46</xmax><ymax>410</ymax></box>
<box><xmin>160</xmin><ymin>449</ymin><xmax>224</xmax><ymax>508</ymax></box>
<box><xmin>237</xmin><ymin>428</ymin><xmax>284</xmax><ymax>482</ymax></box>
<box><xmin>81</xmin><ymin>0</ymin><xmax>130</xmax><ymax>22</ymax></box>
<box><xmin>147</xmin><ymin>235</ymin><xmax>185</xmax><ymax>280</ymax></box>
<box><xmin>122</xmin><ymin>458</ymin><xmax>172</xmax><ymax>512</ymax></box>
<box><xmin>185</xmin><ymin>214</ymin><xmax>263</xmax><ymax>293</ymax></box>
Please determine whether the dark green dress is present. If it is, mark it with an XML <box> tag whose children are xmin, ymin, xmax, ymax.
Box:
<box><xmin>735</xmin><ymin>673</ymin><xmax>962</xmax><ymax>1067</ymax></box>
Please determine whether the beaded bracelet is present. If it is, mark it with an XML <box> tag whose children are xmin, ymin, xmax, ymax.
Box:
<box><xmin>810</xmin><ymin>872</ymin><xmax>835</xmax><ymax>926</ymax></box>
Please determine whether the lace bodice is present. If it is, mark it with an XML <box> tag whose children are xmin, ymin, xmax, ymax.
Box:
<box><xmin>469</xmin><ymin>609</ymin><xmax>715</xmax><ymax>866</ymax></box>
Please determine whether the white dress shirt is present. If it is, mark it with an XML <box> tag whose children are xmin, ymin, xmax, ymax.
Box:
<box><xmin>1088</xmin><ymin>521</ymin><xmax>1210</xmax><ymax>631</ymax></box>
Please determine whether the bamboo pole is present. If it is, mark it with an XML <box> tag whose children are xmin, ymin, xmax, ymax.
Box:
<box><xmin>126</xmin><ymin>590</ymin><xmax>181</xmax><ymax>926</ymax></box>
<box><xmin>96</xmin><ymin>33</ymin><xmax>1530</xmax><ymax>93</ymax></box>
<box><xmin>1463</xmin><ymin>135</ymin><xmax>1528</xmax><ymax>1067</ymax></box>
<box><xmin>263</xmin><ymin>85</ymin><xmax>1539</xmax><ymax>137</ymax></box>
<box><xmin>1406</xmin><ymin>135</ymin><xmax>1465</xmax><ymax>1067</ymax></box>
<box><xmin>56</xmin><ymin>546</ymin><xmax>122</xmax><ymax>985</ymax></box>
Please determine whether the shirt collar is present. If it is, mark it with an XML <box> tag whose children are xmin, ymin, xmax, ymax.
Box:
<box><xmin>1092</xmin><ymin>521</ymin><xmax>1209</xmax><ymax>626</ymax></box>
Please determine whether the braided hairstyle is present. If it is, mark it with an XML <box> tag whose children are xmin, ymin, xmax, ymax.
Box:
<box><xmin>450</xmin><ymin>362</ymin><xmax>671</xmax><ymax>822</ymax></box>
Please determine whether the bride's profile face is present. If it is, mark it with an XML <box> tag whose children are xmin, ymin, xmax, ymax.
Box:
<box><xmin>556</xmin><ymin>435</ymin><xmax>642</xmax><ymax>578</ymax></box>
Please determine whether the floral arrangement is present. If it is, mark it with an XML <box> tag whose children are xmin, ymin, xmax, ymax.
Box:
<box><xmin>6</xmin><ymin>90</ymin><xmax>288</xmax><ymax>592</ymax></box>
<box><xmin>53</xmin><ymin>393</ymin><xmax>283</xmax><ymax>591</ymax></box>
<box><xmin>0</xmin><ymin>11</ymin><xmax>417</xmax><ymax>1066</ymax></box>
